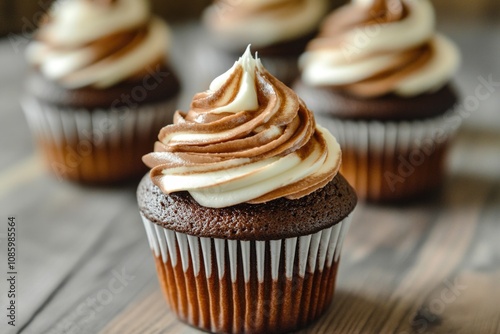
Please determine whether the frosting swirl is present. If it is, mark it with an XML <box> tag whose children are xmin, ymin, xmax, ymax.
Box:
<box><xmin>203</xmin><ymin>0</ymin><xmax>329</xmax><ymax>50</ymax></box>
<box><xmin>300</xmin><ymin>0</ymin><xmax>460</xmax><ymax>97</ymax></box>
<box><xmin>26</xmin><ymin>0</ymin><xmax>171</xmax><ymax>89</ymax></box>
<box><xmin>143</xmin><ymin>47</ymin><xmax>341</xmax><ymax>208</ymax></box>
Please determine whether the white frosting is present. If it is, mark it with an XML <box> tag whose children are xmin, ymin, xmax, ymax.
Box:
<box><xmin>40</xmin><ymin>0</ymin><xmax>149</xmax><ymax>47</ymax></box>
<box><xmin>203</xmin><ymin>0</ymin><xmax>329</xmax><ymax>49</ymax></box>
<box><xmin>300</xmin><ymin>0</ymin><xmax>460</xmax><ymax>97</ymax></box>
<box><xmin>209</xmin><ymin>46</ymin><xmax>259</xmax><ymax>113</ymax></box>
<box><xmin>147</xmin><ymin>47</ymin><xmax>342</xmax><ymax>208</ymax></box>
<box><xmin>27</xmin><ymin>0</ymin><xmax>170</xmax><ymax>89</ymax></box>
<box><xmin>158</xmin><ymin>126</ymin><xmax>340</xmax><ymax>208</ymax></box>
<box><xmin>395</xmin><ymin>34</ymin><xmax>460</xmax><ymax>96</ymax></box>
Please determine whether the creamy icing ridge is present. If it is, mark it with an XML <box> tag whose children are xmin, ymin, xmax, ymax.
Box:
<box><xmin>143</xmin><ymin>47</ymin><xmax>342</xmax><ymax>208</ymax></box>
<box><xmin>300</xmin><ymin>0</ymin><xmax>460</xmax><ymax>97</ymax></box>
<box><xmin>26</xmin><ymin>0</ymin><xmax>170</xmax><ymax>89</ymax></box>
<box><xmin>203</xmin><ymin>0</ymin><xmax>329</xmax><ymax>50</ymax></box>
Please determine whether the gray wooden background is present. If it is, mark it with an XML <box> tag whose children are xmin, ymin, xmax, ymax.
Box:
<box><xmin>0</xmin><ymin>10</ymin><xmax>500</xmax><ymax>334</ymax></box>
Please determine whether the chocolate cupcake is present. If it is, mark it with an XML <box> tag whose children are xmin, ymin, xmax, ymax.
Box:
<box><xmin>295</xmin><ymin>0</ymin><xmax>460</xmax><ymax>202</ymax></box>
<box><xmin>137</xmin><ymin>47</ymin><xmax>357</xmax><ymax>333</ymax></box>
<box><xmin>200</xmin><ymin>0</ymin><xmax>329</xmax><ymax>86</ymax></box>
<box><xmin>22</xmin><ymin>0</ymin><xmax>180</xmax><ymax>184</ymax></box>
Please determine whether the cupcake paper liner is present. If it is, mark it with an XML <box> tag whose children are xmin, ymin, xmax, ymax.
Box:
<box><xmin>314</xmin><ymin>112</ymin><xmax>459</xmax><ymax>201</ymax></box>
<box><xmin>22</xmin><ymin>97</ymin><xmax>178</xmax><ymax>183</ymax></box>
<box><xmin>141</xmin><ymin>213</ymin><xmax>352</xmax><ymax>334</ymax></box>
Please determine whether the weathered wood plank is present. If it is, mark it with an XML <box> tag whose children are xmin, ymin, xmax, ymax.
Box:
<box><xmin>0</xmin><ymin>17</ymin><xmax>499</xmax><ymax>334</ymax></box>
<box><xmin>98</xmin><ymin>175</ymin><xmax>500</xmax><ymax>334</ymax></box>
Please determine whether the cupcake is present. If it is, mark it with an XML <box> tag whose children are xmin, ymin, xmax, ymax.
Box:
<box><xmin>22</xmin><ymin>0</ymin><xmax>180</xmax><ymax>184</ymax></box>
<box><xmin>201</xmin><ymin>0</ymin><xmax>329</xmax><ymax>85</ymax></box>
<box><xmin>295</xmin><ymin>0</ymin><xmax>460</xmax><ymax>202</ymax></box>
<box><xmin>137</xmin><ymin>47</ymin><xmax>357</xmax><ymax>333</ymax></box>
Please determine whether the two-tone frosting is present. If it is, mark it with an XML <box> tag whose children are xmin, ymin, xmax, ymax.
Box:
<box><xmin>203</xmin><ymin>0</ymin><xmax>329</xmax><ymax>50</ymax></box>
<box><xmin>143</xmin><ymin>47</ymin><xmax>341</xmax><ymax>208</ymax></box>
<box><xmin>300</xmin><ymin>0</ymin><xmax>460</xmax><ymax>97</ymax></box>
<box><xmin>26</xmin><ymin>0</ymin><xmax>171</xmax><ymax>89</ymax></box>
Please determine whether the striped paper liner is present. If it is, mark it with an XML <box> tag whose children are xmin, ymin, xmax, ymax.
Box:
<box><xmin>141</xmin><ymin>214</ymin><xmax>352</xmax><ymax>333</ymax></box>
<box><xmin>314</xmin><ymin>112</ymin><xmax>459</xmax><ymax>202</ymax></box>
<box><xmin>22</xmin><ymin>97</ymin><xmax>177</xmax><ymax>184</ymax></box>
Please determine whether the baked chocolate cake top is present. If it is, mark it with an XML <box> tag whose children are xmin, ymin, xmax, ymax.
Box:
<box><xmin>294</xmin><ymin>80</ymin><xmax>458</xmax><ymax>121</ymax></box>
<box><xmin>26</xmin><ymin>66</ymin><xmax>180</xmax><ymax>109</ymax></box>
<box><xmin>137</xmin><ymin>173</ymin><xmax>357</xmax><ymax>240</ymax></box>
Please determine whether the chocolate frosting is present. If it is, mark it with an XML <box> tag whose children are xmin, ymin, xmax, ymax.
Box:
<box><xmin>300</xmin><ymin>0</ymin><xmax>460</xmax><ymax>98</ymax></box>
<box><xmin>143</xmin><ymin>48</ymin><xmax>343</xmax><ymax>208</ymax></box>
<box><xmin>26</xmin><ymin>0</ymin><xmax>172</xmax><ymax>89</ymax></box>
<box><xmin>203</xmin><ymin>0</ymin><xmax>328</xmax><ymax>51</ymax></box>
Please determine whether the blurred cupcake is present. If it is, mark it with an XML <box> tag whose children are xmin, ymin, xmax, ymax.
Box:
<box><xmin>22</xmin><ymin>0</ymin><xmax>180</xmax><ymax>184</ymax></box>
<box><xmin>137</xmin><ymin>47</ymin><xmax>357</xmax><ymax>333</ymax></box>
<box><xmin>295</xmin><ymin>0</ymin><xmax>460</xmax><ymax>202</ymax></box>
<box><xmin>201</xmin><ymin>0</ymin><xmax>329</xmax><ymax>85</ymax></box>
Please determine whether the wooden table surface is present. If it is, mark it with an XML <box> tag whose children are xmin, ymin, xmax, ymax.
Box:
<box><xmin>1</xmin><ymin>19</ymin><xmax>500</xmax><ymax>334</ymax></box>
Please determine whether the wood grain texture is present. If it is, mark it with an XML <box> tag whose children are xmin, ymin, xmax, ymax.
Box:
<box><xmin>0</xmin><ymin>19</ymin><xmax>499</xmax><ymax>334</ymax></box>
<box><xmin>98</xmin><ymin>177</ymin><xmax>500</xmax><ymax>334</ymax></box>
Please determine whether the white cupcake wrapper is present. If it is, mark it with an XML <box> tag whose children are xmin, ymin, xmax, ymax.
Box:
<box><xmin>22</xmin><ymin>96</ymin><xmax>178</xmax><ymax>182</ymax></box>
<box><xmin>314</xmin><ymin>112</ymin><xmax>459</xmax><ymax>200</ymax></box>
<box><xmin>22</xmin><ymin>97</ymin><xmax>178</xmax><ymax>150</ymax></box>
<box><xmin>315</xmin><ymin>113</ymin><xmax>457</xmax><ymax>154</ymax></box>
<box><xmin>143</xmin><ymin>215</ymin><xmax>351</xmax><ymax>280</ymax></box>
<box><xmin>141</xmin><ymin>213</ymin><xmax>352</xmax><ymax>333</ymax></box>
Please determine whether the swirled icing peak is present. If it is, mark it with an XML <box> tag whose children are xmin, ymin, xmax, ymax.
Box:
<box><xmin>300</xmin><ymin>0</ymin><xmax>460</xmax><ymax>97</ymax></box>
<box><xmin>203</xmin><ymin>0</ymin><xmax>329</xmax><ymax>50</ymax></box>
<box><xmin>143</xmin><ymin>46</ymin><xmax>342</xmax><ymax>208</ymax></box>
<box><xmin>26</xmin><ymin>0</ymin><xmax>171</xmax><ymax>89</ymax></box>
<box><xmin>208</xmin><ymin>47</ymin><xmax>259</xmax><ymax>113</ymax></box>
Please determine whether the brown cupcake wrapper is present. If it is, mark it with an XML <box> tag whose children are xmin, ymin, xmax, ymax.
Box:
<box><xmin>315</xmin><ymin>113</ymin><xmax>460</xmax><ymax>202</ymax></box>
<box><xmin>141</xmin><ymin>214</ymin><xmax>352</xmax><ymax>334</ymax></box>
<box><xmin>22</xmin><ymin>96</ymin><xmax>178</xmax><ymax>183</ymax></box>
